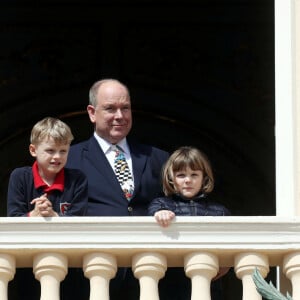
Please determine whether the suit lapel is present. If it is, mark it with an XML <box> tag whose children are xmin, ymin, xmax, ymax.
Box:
<box><xmin>85</xmin><ymin>137</ymin><xmax>124</xmax><ymax>192</ymax></box>
<box><xmin>129</xmin><ymin>142</ymin><xmax>147</xmax><ymax>198</ymax></box>
<box><xmin>84</xmin><ymin>137</ymin><xmax>148</xmax><ymax>200</ymax></box>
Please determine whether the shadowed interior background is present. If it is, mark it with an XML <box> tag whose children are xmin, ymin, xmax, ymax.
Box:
<box><xmin>0</xmin><ymin>1</ymin><xmax>275</xmax><ymax>298</ymax></box>
<box><xmin>0</xmin><ymin>0</ymin><xmax>275</xmax><ymax>216</ymax></box>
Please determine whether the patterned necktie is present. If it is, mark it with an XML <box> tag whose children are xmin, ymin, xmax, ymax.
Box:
<box><xmin>113</xmin><ymin>145</ymin><xmax>134</xmax><ymax>200</ymax></box>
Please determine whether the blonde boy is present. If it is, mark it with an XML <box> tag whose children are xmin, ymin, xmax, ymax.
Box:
<box><xmin>7</xmin><ymin>117</ymin><xmax>88</xmax><ymax>217</ymax></box>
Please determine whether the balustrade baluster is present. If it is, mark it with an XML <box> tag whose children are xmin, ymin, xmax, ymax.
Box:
<box><xmin>234</xmin><ymin>252</ymin><xmax>269</xmax><ymax>300</ymax></box>
<box><xmin>184</xmin><ymin>252</ymin><xmax>219</xmax><ymax>300</ymax></box>
<box><xmin>283</xmin><ymin>251</ymin><xmax>300</xmax><ymax>300</ymax></box>
<box><xmin>33</xmin><ymin>253</ymin><xmax>67</xmax><ymax>300</ymax></box>
<box><xmin>0</xmin><ymin>254</ymin><xmax>15</xmax><ymax>300</ymax></box>
<box><xmin>83</xmin><ymin>252</ymin><xmax>117</xmax><ymax>300</ymax></box>
<box><xmin>132</xmin><ymin>252</ymin><xmax>167</xmax><ymax>300</ymax></box>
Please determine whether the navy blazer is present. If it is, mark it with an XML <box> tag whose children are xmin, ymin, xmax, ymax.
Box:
<box><xmin>66</xmin><ymin>136</ymin><xmax>169</xmax><ymax>216</ymax></box>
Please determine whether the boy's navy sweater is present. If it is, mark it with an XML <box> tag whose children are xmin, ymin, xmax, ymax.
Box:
<box><xmin>7</xmin><ymin>167</ymin><xmax>88</xmax><ymax>216</ymax></box>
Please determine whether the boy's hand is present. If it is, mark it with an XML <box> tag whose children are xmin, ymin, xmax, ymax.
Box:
<box><xmin>29</xmin><ymin>194</ymin><xmax>58</xmax><ymax>217</ymax></box>
<box><xmin>154</xmin><ymin>210</ymin><xmax>175</xmax><ymax>227</ymax></box>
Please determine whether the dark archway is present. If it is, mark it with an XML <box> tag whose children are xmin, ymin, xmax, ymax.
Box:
<box><xmin>1</xmin><ymin>2</ymin><xmax>275</xmax><ymax>298</ymax></box>
<box><xmin>0</xmin><ymin>0</ymin><xmax>275</xmax><ymax>217</ymax></box>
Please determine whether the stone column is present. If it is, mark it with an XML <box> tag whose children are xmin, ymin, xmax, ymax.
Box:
<box><xmin>33</xmin><ymin>252</ymin><xmax>68</xmax><ymax>300</ymax></box>
<box><xmin>184</xmin><ymin>251</ymin><xmax>219</xmax><ymax>300</ymax></box>
<box><xmin>234</xmin><ymin>252</ymin><xmax>269</xmax><ymax>300</ymax></box>
<box><xmin>132</xmin><ymin>252</ymin><xmax>167</xmax><ymax>300</ymax></box>
<box><xmin>83</xmin><ymin>252</ymin><xmax>117</xmax><ymax>300</ymax></box>
<box><xmin>295</xmin><ymin>0</ymin><xmax>300</xmax><ymax>216</ymax></box>
<box><xmin>283</xmin><ymin>251</ymin><xmax>300</xmax><ymax>299</ymax></box>
<box><xmin>0</xmin><ymin>254</ymin><xmax>15</xmax><ymax>300</ymax></box>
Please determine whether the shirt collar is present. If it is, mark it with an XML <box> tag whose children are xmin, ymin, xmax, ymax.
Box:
<box><xmin>93</xmin><ymin>132</ymin><xmax>130</xmax><ymax>155</ymax></box>
<box><xmin>32</xmin><ymin>161</ymin><xmax>64</xmax><ymax>193</ymax></box>
<box><xmin>115</xmin><ymin>139</ymin><xmax>130</xmax><ymax>154</ymax></box>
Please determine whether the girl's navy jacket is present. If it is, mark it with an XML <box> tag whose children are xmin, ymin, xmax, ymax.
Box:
<box><xmin>148</xmin><ymin>193</ymin><xmax>230</xmax><ymax>216</ymax></box>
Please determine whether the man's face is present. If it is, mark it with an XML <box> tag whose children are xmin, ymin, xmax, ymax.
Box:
<box><xmin>87</xmin><ymin>81</ymin><xmax>132</xmax><ymax>144</ymax></box>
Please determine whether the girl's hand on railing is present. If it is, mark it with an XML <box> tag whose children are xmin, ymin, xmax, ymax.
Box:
<box><xmin>154</xmin><ymin>210</ymin><xmax>175</xmax><ymax>227</ymax></box>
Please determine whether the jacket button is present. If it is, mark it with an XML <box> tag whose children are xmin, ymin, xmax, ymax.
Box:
<box><xmin>128</xmin><ymin>206</ymin><xmax>133</xmax><ymax>212</ymax></box>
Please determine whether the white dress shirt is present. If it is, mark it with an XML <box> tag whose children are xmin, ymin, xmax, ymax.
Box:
<box><xmin>93</xmin><ymin>132</ymin><xmax>134</xmax><ymax>182</ymax></box>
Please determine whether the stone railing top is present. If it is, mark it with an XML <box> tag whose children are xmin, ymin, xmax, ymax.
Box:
<box><xmin>0</xmin><ymin>216</ymin><xmax>300</xmax><ymax>267</ymax></box>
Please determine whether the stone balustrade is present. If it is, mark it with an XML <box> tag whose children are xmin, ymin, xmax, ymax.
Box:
<box><xmin>0</xmin><ymin>216</ymin><xmax>300</xmax><ymax>299</ymax></box>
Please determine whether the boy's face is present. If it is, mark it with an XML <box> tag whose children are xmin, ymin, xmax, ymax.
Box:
<box><xmin>29</xmin><ymin>137</ymin><xmax>70</xmax><ymax>178</ymax></box>
<box><xmin>174</xmin><ymin>167</ymin><xmax>203</xmax><ymax>198</ymax></box>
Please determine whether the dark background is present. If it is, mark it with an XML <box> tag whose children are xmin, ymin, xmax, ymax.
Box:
<box><xmin>0</xmin><ymin>0</ymin><xmax>275</xmax><ymax>217</ymax></box>
<box><xmin>1</xmin><ymin>1</ymin><xmax>275</xmax><ymax>298</ymax></box>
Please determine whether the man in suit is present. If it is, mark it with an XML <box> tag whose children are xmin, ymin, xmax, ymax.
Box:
<box><xmin>66</xmin><ymin>78</ymin><xmax>169</xmax><ymax>299</ymax></box>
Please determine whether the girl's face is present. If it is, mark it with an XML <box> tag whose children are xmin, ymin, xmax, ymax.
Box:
<box><xmin>174</xmin><ymin>167</ymin><xmax>203</xmax><ymax>198</ymax></box>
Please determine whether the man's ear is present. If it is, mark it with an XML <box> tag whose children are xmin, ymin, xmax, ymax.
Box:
<box><xmin>29</xmin><ymin>144</ymin><xmax>37</xmax><ymax>157</ymax></box>
<box><xmin>87</xmin><ymin>105</ymin><xmax>96</xmax><ymax>123</ymax></box>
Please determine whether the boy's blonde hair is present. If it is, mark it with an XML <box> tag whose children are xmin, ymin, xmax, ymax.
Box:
<box><xmin>30</xmin><ymin>117</ymin><xmax>74</xmax><ymax>145</ymax></box>
<box><xmin>162</xmin><ymin>146</ymin><xmax>214</xmax><ymax>196</ymax></box>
